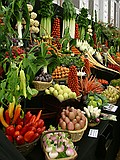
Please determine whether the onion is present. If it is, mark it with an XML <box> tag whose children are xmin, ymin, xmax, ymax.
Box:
<box><xmin>67</xmin><ymin>122</ymin><xmax>74</xmax><ymax>131</ymax></box>
<box><xmin>80</xmin><ymin>120</ymin><xmax>85</xmax><ymax>129</ymax></box>
<box><xmin>64</xmin><ymin>117</ymin><xmax>70</xmax><ymax>124</ymax></box>
<box><xmin>76</xmin><ymin>116</ymin><xmax>80</xmax><ymax>122</ymax></box>
<box><xmin>75</xmin><ymin>123</ymin><xmax>81</xmax><ymax>130</ymax></box>
<box><xmin>60</xmin><ymin>121</ymin><xmax>66</xmax><ymax>130</ymax></box>
<box><xmin>68</xmin><ymin>112</ymin><xmax>75</xmax><ymax>120</ymax></box>
<box><xmin>72</xmin><ymin>119</ymin><xmax>77</xmax><ymax>124</ymax></box>
<box><xmin>62</xmin><ymin>114</ymin><xmax>66</xmax><ymax>120</ymax></box>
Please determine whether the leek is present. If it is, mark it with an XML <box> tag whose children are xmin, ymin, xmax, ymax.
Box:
<box><xmin>62</xmin><ymin>0</ymin><xmax>76</xmax><ymax>39</ymax></box>
<box><xmin>39</xmin><ymin>0</ymin><xmax>54</xmax><ymax>37</ymax></box>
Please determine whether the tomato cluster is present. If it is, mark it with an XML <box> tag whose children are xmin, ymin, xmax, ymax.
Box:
<box><xmin>5</xmin><ymin>111</ymin><xmax>46</xmax><ymax>145</ymax></box>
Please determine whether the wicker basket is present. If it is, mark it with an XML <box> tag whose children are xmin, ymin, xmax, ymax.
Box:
<box><xmin>32</xmin><ymin>80</ymin><xmax>53</xmax><ymax>91</ymax></box>
<box><xmin>16</xmin><ymin>137</ymin><xmax>40</xmax><ymax>157</ymax></box>
<box><xmin>88</xmin><ymin>121</ymin><xmax>100</xmax><ymax>127</ymax></box>
<box><xmin>41</xmin><ymin>130</ymin><xmax>78</xmax><ymax>160</ymax></box>
<box><xmin>68</xmin><ymin>118</ymin><xmax>88</xmax><ymax>142</ymax></box>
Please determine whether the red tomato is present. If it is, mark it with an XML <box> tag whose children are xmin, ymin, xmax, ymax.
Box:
<box><xmin>14</xmin><ymin>131</ymin><xmax>20</xmax><ymax>138</ymax></box>
<box><xmin>16</xmin><ymin>135</ymin><xmax>25</xmax><ymax>145</ymax></box>
<box><xmin>15</xmin><ymin>125</ymin><xmax>22</xmax><ymax>131</ymax></box>
<box><xmin>6</xmin><ymin>135</ymin><xmax>13</xmax><ymax>143</ymax></box>
<box><xmin>24</xmin><ymin>131</ymin><xmax>35</xmax><ymax>142</ymax></box>
<box><xmin>6</xmin><ymin>125</ymin><xmax>15</xmax><ymax>136</ymax></box>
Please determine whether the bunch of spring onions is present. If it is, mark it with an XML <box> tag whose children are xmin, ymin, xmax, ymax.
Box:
<box><xmin>39</xmin><ymin>0</ymin><xmax>54</xmax><ymax>37</ymax></box>
<box><xmin>62</xmin><ymin>0</ymin><xmax>76</xmax><ymax>39</ymax></box>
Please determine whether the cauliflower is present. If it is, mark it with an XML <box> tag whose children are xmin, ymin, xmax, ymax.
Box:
<box><xmin>27</xmin><ymin>4</ymin><xmax>33</xmax><ymax>12</ymax></box>
<box><xmin>31</xmin><ymin>12</ymin><xmax>37</xmax><ymax>19</ymax></box>
<box><xmin>34</xmin><ymin>20</ymin><xmax>39</xmax><ymax>27</ymax></box>
<box><xmin>30</xmin><ymin>19</ymin><xmax>35</xmax><ymax>26</ymax></box>
<box><xmin>34</xmin><ymin>27</ymin><xmax>39</xmax><ymax>33</ymax></box>
<box><xmin>31</xmin><ymin>26</ymin><xmax>36</xmax><ymax>32</ymax></box>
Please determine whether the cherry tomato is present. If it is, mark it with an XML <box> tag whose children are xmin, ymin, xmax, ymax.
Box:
<box><xmin>6</xmin><ymin>125</ymin><xmax>15</xmax><ymax>136</ymax></box>
<box><xmin>24</xmin><ymin>131</ymin><xmax>35</xmax><ymax>142</ymax></box>
<box><xmin>16</xmin><ymin>135</ymin><xmax>25</xmax><ymax>145</ymax></box>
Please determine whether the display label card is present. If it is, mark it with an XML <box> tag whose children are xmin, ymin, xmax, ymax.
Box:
<box><xmin>88</xmin><ymin>129</ymin><xmax>98</xmax><ymax>138</ymax></box>
<box><xmin>59</xmin><ymin>80</ymin><xmax>66</xmax><ymax>85</ymax></box>
<box><xmin>103</xmin><ymin>103</ymin><xmax>118</xmax><ymax>112</ymax></box>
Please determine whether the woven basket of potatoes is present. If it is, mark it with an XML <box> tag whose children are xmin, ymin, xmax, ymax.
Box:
<box><xmin>58</xmin><ymin>106</ymin><xmax>88</xmax><ymax>142</ymax></box>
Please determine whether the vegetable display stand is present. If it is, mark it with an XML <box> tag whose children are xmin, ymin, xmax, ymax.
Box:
<box><xmin>41</xmin><ymin>130</ymin><xmax>78</xmax><ymax>160</ymax></box>
<box><xmin>16</xmin><ymin>137</ymin><xmax>40</xmax><ymax>157</ymax></box>
<box><xmin>32</xmin><ymin>80</ymin><xmax>53</xmax><ymax>91</ymax></box>
<box><xmin>68</xmin><ymin>118</ymin><xmax>88</xmax><ymax>142</ymax></box>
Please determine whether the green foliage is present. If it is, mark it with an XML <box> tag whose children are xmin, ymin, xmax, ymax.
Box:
<box><xmin>38</xmin><ymin>0</ymin><xmax>54</xmax><ymax>18</ymax></box>
<box><xmin>62</xmin><ymin>0</ymin><xmax>76</xmax><ymax>20</ymax></box>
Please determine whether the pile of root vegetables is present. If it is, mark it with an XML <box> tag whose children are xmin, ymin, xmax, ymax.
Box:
<box><xmin>59</xmin><ymin>106</ymin><xmax>86</xmax><ymax>131</ymax></box>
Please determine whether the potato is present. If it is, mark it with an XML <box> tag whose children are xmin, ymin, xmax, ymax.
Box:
<box><xmin>72</xmin><ymin>119</ymin><xmax>77</xmax><ymax>125</ymax></box>
<box><xmin>64</xmin><ymin>117</ymin><xmax>70</xmax><ymax>124</ymax></box>
<box><xmin>76</xmin><ymin>116</ymin><xmax>81</xmax><ymax>122</ymax></box>
<box><xmin>74</xmin><ymin>123</ymin><xmax>81</xmax><ymax>130</ymax></box>
<box><xmin>60</xmin><ymin>121</ymin><xmax>66</xmax><ymax>130</ymax></box>
<box><xmin>80</xmin><ymin>120</ymin><xmax>85</xmax><ymax>129</ymax></box>
<box><xmin>67</xmin><ymin>122</ymin><xmax>74</xmax><ymax>131</ymax></box>
<box><xmin>68</xmin><ymin>112</ymin><xmax>75</xmax><ymax>120</ymax></box>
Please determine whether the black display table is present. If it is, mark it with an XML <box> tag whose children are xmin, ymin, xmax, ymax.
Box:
<box><xmin>26</xmin><ymin>101</ymin><xmax>120</xmax><ymax>160</ymax></box>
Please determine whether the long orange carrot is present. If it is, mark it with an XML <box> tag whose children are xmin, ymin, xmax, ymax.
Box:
<box><xmin>35</xmin><ymin>110</ymin><xmax>42</xmax><ymax>122</ymax></box>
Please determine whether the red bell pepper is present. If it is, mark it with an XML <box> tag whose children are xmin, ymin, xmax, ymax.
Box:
<box><xmin>29</xmin><ymin>133</ymin><xmax>39</xmax><ymax>143</ymax></box>
<box><xmin>20</xmin><ymin>122</ymin><xmax>33</xmax><ymax>135</ymax></box>
<box><xmin>37</xmin><ymin>119</ymin><xmax>44</xmax><ymax>128</ymax></box>
<box><xmin>16</xmin><ymin>135</ymin><xmax>25</xmax><ymax>145</ymax></box>
<box><xmin>24</xmin><ymin>130</ymin><xmax>35</xmax><ymax>142</ymax></box>
<box><xmin>36</xmin><ymin>127</ymin><xmax>42</xmax><ymax>135</ymax></box>
<box><xmin>6</xmin><ymin>134</ymin><xmax>13</xmax><ymax>143</ymax></box>
<box><xmin>15</xmin><ymin>124</ymin><xmax>22</xmax><ymax>131</ymax></box>
<box><xmin>6</xmin><ymin>125</ymin><xmax>15</xmax><ymax>136</ymax></box>
<box><xmin>14</xmin><ymin>130</ymin><xmax>20</xmax><ymax>138</ymax></box>
<box><xmin>28</xmin><ymin>126</ymin><xmax>36</xmax><ymax>133</ymax></box>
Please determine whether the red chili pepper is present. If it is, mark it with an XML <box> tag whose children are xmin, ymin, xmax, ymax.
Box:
<box><xmin>6</xmin><ymin>135</ymin><xmax>13</xmax><ymax>143</ymax></box>
<box><xmin>29</xmin><ymin>132</ymin><xmax>39</xmax><ymax>143</ymax></box>
<box><xmin>16</xmin><ymin>135</ymin><xmax>25</xmax><ymax>145</ymax></box>
<box><xmin>24</xmin><ymin>130</ymin><xmax>35</xmax><ymax>142</ymax></box>
<box><xmin>30</xmin><ymin>115</ymin><xmax>36</xmax><ymax>123</ymax></box>
<box><xmin>24</xmin><ymin>111</ymin><xmax>32</xmax><ymax>124</ymax></box>
<box><xmin>5</xmin><ymin>109</ymin><xmax>11</xmax><ymax>125</ymax></box>
<box><xmin>16</xmin><ymin>117</ymin><xmax>23</xmax><ymax>126</ymax></box>
<box><xmin>12</xmin><ymin>104</ymin><xmax>21</xmax><ymax>124</ymax></box>
<box><xmin>35</xmin><ymin>110</ymin><xmax>42</xmax><ymax>122</ymax></box>
<box><xmin>6</xmin><ymin>125</ymin><xmax>15</xmax><ymax>136</ymax></box>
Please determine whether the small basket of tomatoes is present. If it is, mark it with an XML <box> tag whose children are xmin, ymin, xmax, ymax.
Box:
<box><xmin>0</xmin><ymin>104</ymin><xmax>46</xmax><ymax>156</ymax></box>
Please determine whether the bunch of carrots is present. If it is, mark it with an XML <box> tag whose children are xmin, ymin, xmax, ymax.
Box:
<box><xmin>79</xmin><ymin>75</ymin><xmax>104</xmax><ymax>96</ymax></box>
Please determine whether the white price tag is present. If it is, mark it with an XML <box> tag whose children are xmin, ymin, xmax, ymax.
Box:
<box><xmin>88</xmin><ymin>129</ymin><xmax>98</xmax><ymax>138</ymax></box>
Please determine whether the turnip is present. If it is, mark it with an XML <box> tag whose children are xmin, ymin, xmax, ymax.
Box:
<box><xmin>66</xmin><ymin>148</ymin><xmax>75</xmax><ymax>157</ymax></box>
<box><xmin>49</xmin><ymin>150</ymin><xmax>58</xmax><ymax>159</ymax></box>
